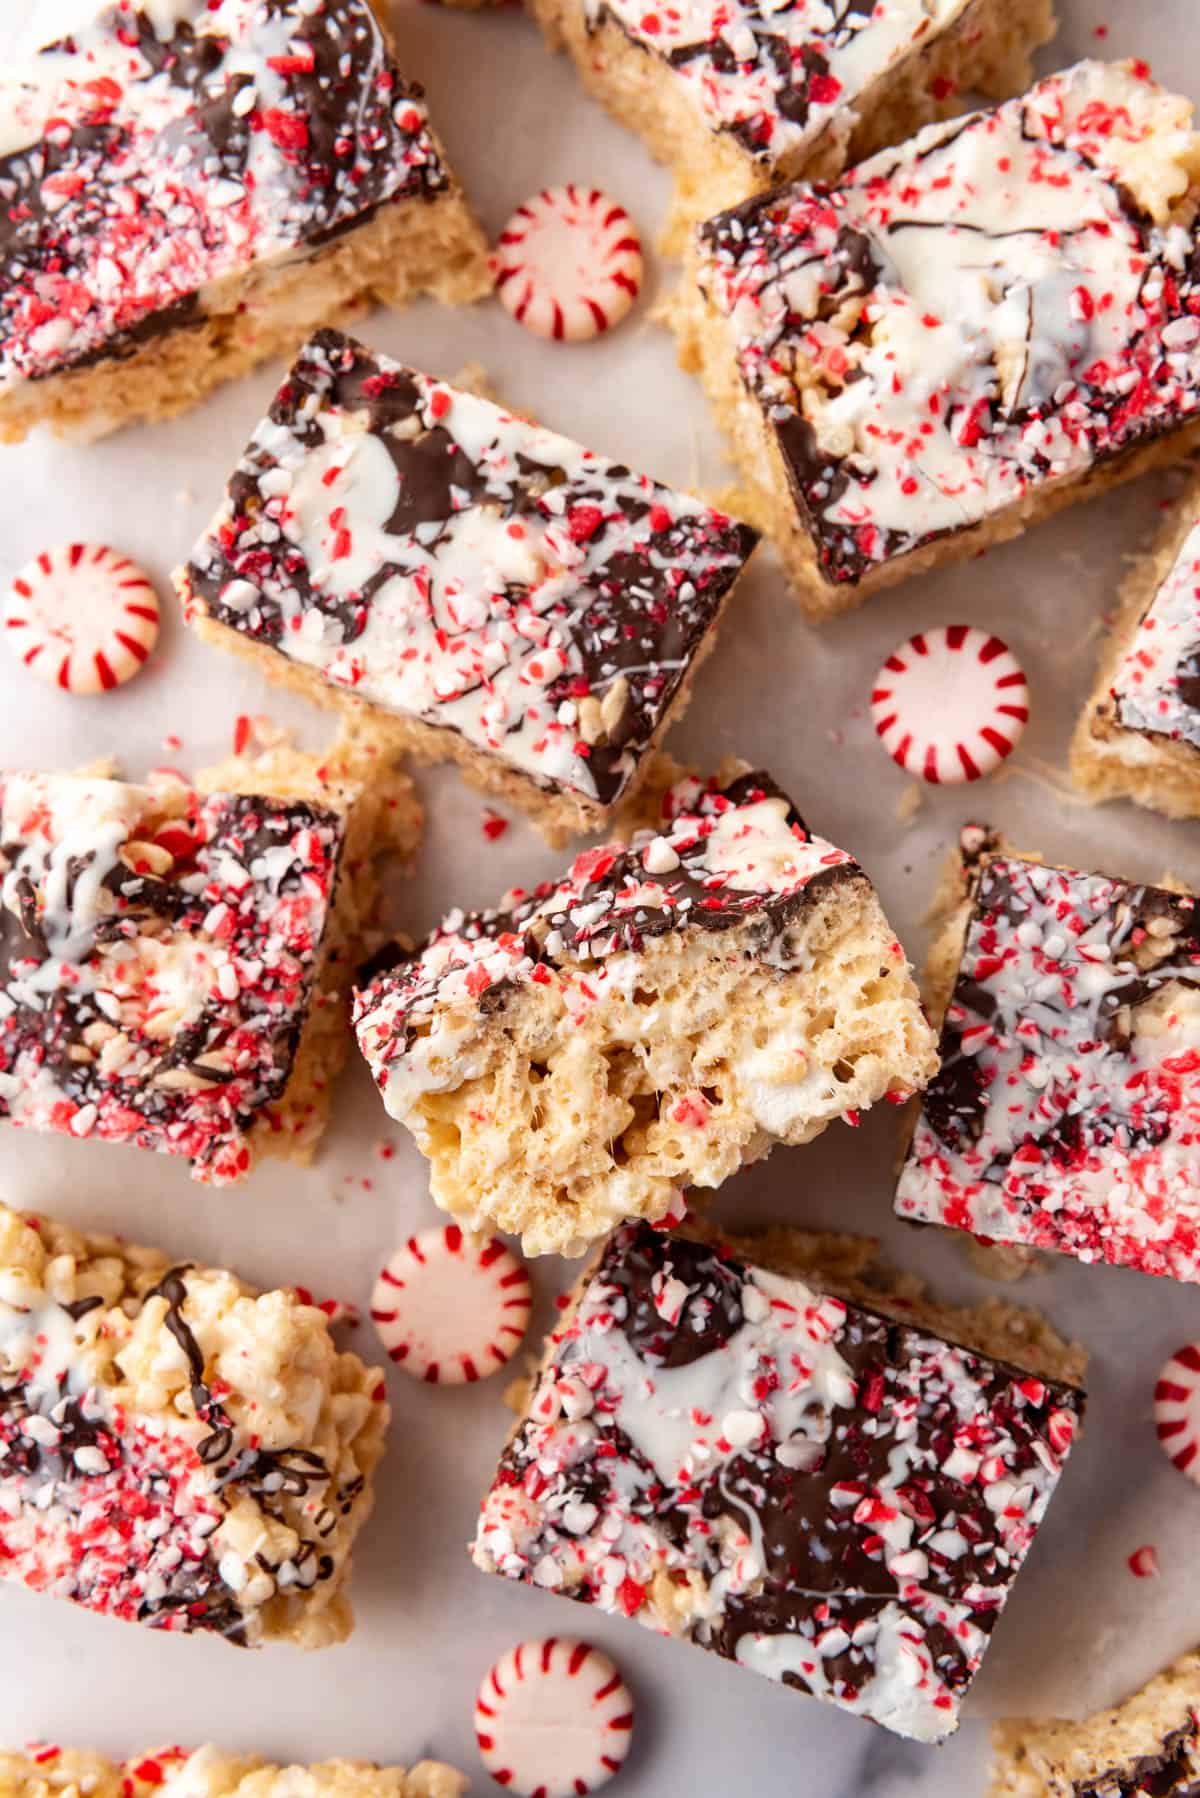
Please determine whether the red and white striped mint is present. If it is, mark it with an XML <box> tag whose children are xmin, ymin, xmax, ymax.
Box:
<box><xmin>475</xmin><ymin>1639</ymin><xmax>634</xmax><ymax>1798</ymax></box>
<box><xmin>492</xmin><ymin>185</ymin><xmax>643</xmax><ymax>342</ymax></box>
<box><xmin>1154</xmin><ymin>1342</ymin><xmax>1200</xmax><ymax>1481</ymax></box>
<box><xmin>369</xmin><ymin>1224</ymin><xmax>531</xmax><ymax>1384</ymax></box>
<box><xmin>870</xmin><ymin>625</ymin><xmax>1028</xmax><ymax>783</ymax></box>
<box><xmin>4</xmin><ymin>543</ymin><xmax>160</xmax><ymax>694</ymax></box>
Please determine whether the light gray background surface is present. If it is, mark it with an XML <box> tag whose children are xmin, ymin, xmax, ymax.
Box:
<box><xmin>1</xmin><ymin>1</ymin><xmax>1198</xmax><ymax>1792</ymax></box>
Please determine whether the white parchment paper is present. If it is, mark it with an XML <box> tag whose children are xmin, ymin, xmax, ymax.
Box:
<box><xmin>0</xmin><ymin>3</ymin><xmax>1198</xmax><ymax>1793</ymax></box>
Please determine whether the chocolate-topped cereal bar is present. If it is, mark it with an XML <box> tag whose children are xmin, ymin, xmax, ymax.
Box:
<box><xmin>990</xmin><ymin>1649</ymin><xmax>1200</xmax><ymax>1796</ymax></box>
<box><xmin>1073</xmin><ymin>472</ymin><xmax>1200</xmax><ymax>816</ymax></box>
<box><xmin>354</xmin><ymin>767</ymin><xmax>937</xmax><ymax>1255</ymax></box>
<box><xmin>0</xmin><ymin>1747</ymin><xmax>465</xmax><ymax>1798</ymax></box>
<box><xmin>0</xmin><ymin>738</ymin><xmax>419</xmax><ymax>1183</ymax></box>
<box><xmin>0</xmin><ymin>1201</ymin><xmax>387</xmax><ymax>1647</ymax></box>
<box><xmin>895</xmin><ymin>826</ymin><xmax>1200</xmax><ymax>1284</ymax></box>
<box><xmin>0</xmin><ymin>1</ymin><xmax>489</xmax><ymax>443</ymax></box>
<box><xmin>527</xmin><ymin>0</ymin><xmax>1054</xmax><ymax>238</ymax></box>
<box><xmin>179</xmin><ymin>329</ymin><xmax>759</xmax><ymax>843</ymax></box>
<box><xmin>473</xmin><ymin>1220</ymin><xmax>1084</xmax><ymax>1741</ymax></box>
<box><xmin>675</xmin><ymin>61</ymin><xmax>1200</xmax><ymax>619</ymax></box>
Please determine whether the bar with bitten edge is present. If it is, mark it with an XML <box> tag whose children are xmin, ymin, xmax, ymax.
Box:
<box><xmin>354</xmin><ymin>765</ymin><xmax>937</xmax><ymax>1255</ymax></box>
<box><xmin>990</xmin><ymin>1647</ymin><xmax>1200</xmax><ymax>1795</ymax></box>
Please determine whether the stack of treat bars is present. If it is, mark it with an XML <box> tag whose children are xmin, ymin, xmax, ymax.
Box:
<box><xmin>4</xmin><ymin>0</ymin><xmax>1200</xmax><ymax>1794</ymax></box>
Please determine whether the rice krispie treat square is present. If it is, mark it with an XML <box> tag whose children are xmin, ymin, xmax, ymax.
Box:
<box><xmin>178</xmin><ymin>329</ymin><xmax>759</xmax><ymax>845</ymax></box>
<box><xmin>0</xmin><ymin>734</ymin><xmax>420</xmax><ymax>1184</ymax></box>
<box><xmin>354</xmin><ymin>766</ymin><xmax>938</xmax><ymax>1255</ymax></box>
<box><xmin>0</xmin><ymin>1202</ymin><xmax>388</xmax><ymax>1647</ymax></box>
<box><xmin>1072</xmin><ymin>471</ymin><xmax>1200</xmax><ymax>817</ymax></box>
<box><xmin>1</xmin><ymin>1746</ymin><xmax>465</xmax><ymax>1798</ymax></box>
<box><xmin>472</xmin><ymin>1219</ymin><xmax>1085</xmax><ymax>1742</ymax></box>
<box><xmin>673</xmin><ymin>61</ymin><xmax>1200</xmax><ymax>620</ymax></box>
<box><xmin>895</xmin><ymin>825</ymin><xmax>1200</xmax><ymax>1284</ymax></box>
<box><xmin>990</xmin><ymin>1649</ymin><xmax>1200</xmax><ymax>1796</ymax></box>
<box><xmin>528</xmin><ymin>0</ymin><xmax>1055</xmax><ymax>237</ymax></box>
<box><xmin>0</xmin><ymin>1</ymin><xmax>490</xmax><ymax>444</ymax></box>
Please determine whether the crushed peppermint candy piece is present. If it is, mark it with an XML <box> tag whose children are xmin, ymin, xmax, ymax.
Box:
<box><xmin>492</xmin><ymin>185</ymin><xmax>643</xmax><ymax>341</ymax></box>
<box><xmin>1155</xmin><ymin>1343</ymin><xmax>1200</xmax><ymax>1479</ymax></box>
<box><xmin>871</xmin><ymin>626</ymin><xmax>1028</xmax><ymax>782</ymax></box>
<box><xmin>1128</xmin><ymin>1544</ymin><xmax>1161</xmax><ymax>1578</ymax></box>
<box><xmin>475</xmin><ymin>1638</ymin><xmax>634</xmax><ymax>1796</ymax></box>
<box><xmin>4</xmin><ymin>544</ymin><xmax>160</xmax><ymax>694</ymax></box>
<box><xmin>369</xmin><ymin>1225</ymin><xmax>531</xmax><ymax>1383</ymax></box>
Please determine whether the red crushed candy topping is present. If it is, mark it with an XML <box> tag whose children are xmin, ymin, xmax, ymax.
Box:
<box><xmin>0</xmin><ymin>0</ymin><xmax>448</xmax><ymax>386</ymax></box>
<box><xmin>1128</xmin><ymin>1544</ymin><xmax>1160</xmax><ymax>1577</ymax></box>
<box><xmin>897</xmin><ymin>835</ymin><xmax>1200</xmax><ymax>1283</ymax></box>
<box><xmin>0</xmin><ymin>771</ymin><xmax>343</xmax><ymax>1183</ymax></box>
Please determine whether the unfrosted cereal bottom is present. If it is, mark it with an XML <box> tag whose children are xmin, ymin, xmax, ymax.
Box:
<box><xmin>989</xmin><ymin>1650</ymin><xmax>1200</xmax><ymax>1796</ymax></box>
<box><xmin>1072</xmin><ymin>470</ymin><xmax>1200</xmax><ymax>816</ymax></box>
<box><xmin>1</xmin><ymin>1747</ymin><xmax>465</xmax><ymax>1798</ymax></box>
<box><xmin>526</xmin><ymin>0</ymin><xmax>1055</xmax><ymax>251</ymax></box>
<box><xmin>199</xmin><ymin>723</ymin><xmax>423</xmax><ymax>1177</ymax></box>
<box><xmin>402</xmin><ymin>878</ymin><xmax>935</xmax><ymax>1256</ymax></box>
<box><xmin>670</xmin><ymin>267</ymin><xmax>1200</xmax><ymax>622</ymax></box>
<box><xmin>0</xmin><ymin>187</ymin><xmax>489</xmax><ymax>446</ymax></box>
<box><xmin>185</xmin><ymin>580</ymin><xmax>731</xmax><ymax>850</ymax></box>
<box><xmin>0</xmin><ymin>1202</ymin><xmax>388</xmax><ymax>1647</ymax></box>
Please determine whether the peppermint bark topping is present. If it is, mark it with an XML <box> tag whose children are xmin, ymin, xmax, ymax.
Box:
<box><xmin>697</xmin><ymin>62</ymin><xmax>1200</xmax><ymax>586</ymax></box>
<box><xmin>1111</xmin><ymin>518</ymin><xmax>1200</xmax><ymax>750</ymax></box>
<box><xmin>0</xmin><ymin>771</ymin><xmax>343</xmax><ymax>1182</ymax></box>
<box><xmin>185</xmin><ymin>329</ymin><xmax>756</xmax><ymax>811</ymax></box>
<box><xmin>583</xmin><ymin>0</ymin><xmax>970</xmax><ymax>168</ymax></box>
<box><xmin>0</xmin><ymin>0</ymin><xmax>446</xmax><ymax>386</ymax></box>
<box><xmin>473</xmin><ymin>1222</ymin><xmax>1082</xmax><ymax>1743</ymax></box>
<box><xmin>896</xmin><ymin>836</ymin><xmax>1200</xmax><ymax>1282</ymax></box>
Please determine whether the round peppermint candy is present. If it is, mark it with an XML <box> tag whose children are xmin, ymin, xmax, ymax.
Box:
<box><xmin>475</xmin><ymin>1639</ymin><xmax>634</xmax><ymax>1797</ymax></box>
<box><xmin>870</xmin><ymin>625</ymin><xmax>1028</xmax><ymax>783</ymax></box>
<box><xmin>492</xmin><ymin>185</ymin><xmax>643</xmax><ymax>342</ymax></box>
<box><xmin>1154</xmin><ymin>1342</ymin><xmax>1200</xmax><ymax>1481</ymax></box>
<box><xmin>4</xmin><ymin>543</ymin><xmax>160</xmax><ymax>694</ymax></box>
<box><xmin>369</xmin><ymin>1224</ymin><xmax>531</xmax><ymax>1384</ymax></box>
